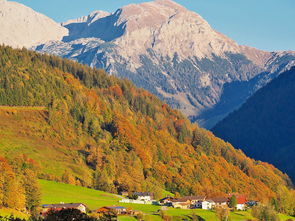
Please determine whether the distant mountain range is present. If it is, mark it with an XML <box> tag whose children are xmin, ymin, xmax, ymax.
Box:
<box><xmin>1</xmin><ymin>0</ymin><xmax>295</xmax><ymax>128</ymax></box>
<box><xmin>212</xmin><ymin>67</ymin><xmax>295</xmax><ymax>182</ymax></box>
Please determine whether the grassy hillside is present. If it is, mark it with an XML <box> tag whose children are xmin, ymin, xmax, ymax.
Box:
<box><xmin>0</xmin><ymin>107</ymin><xmax>93</xmax><ymax>183</ymax></box>
<box><xmin>39</xmin><ymin>180</ymin><xmax>120</xmax><ymax>210</ymax></box>
<box><xmin>39</xmin><ymin>180</ymin><xmax>160</xmax><ymax>213</ymax></box>
<box><xmin>0</xmin><ymin>45</ymin><xmax>292</xmax><ymax>202</ymax></box>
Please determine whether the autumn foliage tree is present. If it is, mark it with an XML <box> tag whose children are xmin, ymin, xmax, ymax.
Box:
<box><xmin>0</xmin><ymin>156</ymin><xmax>41</xmax><ymax>212</ymax></box>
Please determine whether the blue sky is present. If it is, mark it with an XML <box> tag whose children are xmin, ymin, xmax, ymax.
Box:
<box><xmin>12</xmin><ymin>0</ymin><xmax>295</xmax><ymax>51</ymax></box>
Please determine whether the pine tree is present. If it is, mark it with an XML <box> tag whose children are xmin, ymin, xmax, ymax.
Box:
<box><xmin>229</xmin><ymin>195</ymin><xmax>237</xmax><ymax>209</ymax></box>
<box><xmin>22</xmin><ymin>169</ymin><xmax>41</xmax><ymax>212</ymax></box>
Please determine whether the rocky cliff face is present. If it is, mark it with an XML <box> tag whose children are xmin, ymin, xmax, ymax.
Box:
<box><xmin>0</xmin><ymin>0</ymin><xmax>68</xmax><ymax>48</ymax></box>
<box><xmin>30</xmin><ymin>0</ymin><xmax>295</xmax><ymax>128</ymax></box>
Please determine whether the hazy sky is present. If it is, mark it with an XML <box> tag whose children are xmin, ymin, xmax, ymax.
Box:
<box><xmin>12</xmin><ymin>0</ymin><xmax>295</xmax><ymax>52</ymax></box>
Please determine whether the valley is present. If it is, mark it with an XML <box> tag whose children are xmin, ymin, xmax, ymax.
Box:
<box><xmin>0</xmin><ymin>0</ymin><xmax>294</xmax><ymax>220</ymax></box>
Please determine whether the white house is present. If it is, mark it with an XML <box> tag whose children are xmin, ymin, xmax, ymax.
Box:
<box><xmin>202</xmin><ymin>200</ymin><xmax>215</xmax><ymax>210</ymax></box>
<box><xmin>134</xmin><ymin>192</ymin><xmax>153</xmax><ymax>201</ymax></box>
<box><xmin>237</xmin><ymin>203</ymin><xmax>246</xmax><ymax>210</ymax></box>
<box><xmin>228</xmin><ymin>194</ymin><xmax>247</xmax><ymax>210</ymax></box>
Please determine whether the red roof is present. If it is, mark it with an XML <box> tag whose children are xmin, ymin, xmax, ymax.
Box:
<box><xmin>236</xmin><ymin>195</ymin><xmax>247</xmax><ymax>204</ymax></box>
<box><xmin>228</xmin><ymin>194</ymin><xmax>247</xmax><ymax>204</ymax></box>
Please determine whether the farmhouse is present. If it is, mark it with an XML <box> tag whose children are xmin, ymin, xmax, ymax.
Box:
<box><xmin>95</xmin><ymin>206</ymin><xmax>127</xmax><ymax>215</ymax></box>
<box><xmin>236</xmin><ymin>195</ymin><xmax>247</xmax><ymax>210</ymax></box>
<box><xmin>201</xmin><ymin>200</ymin><xmax>215</xmax><ymax>210</ymax></box>
<box><xmin>211</xmin><ymin>197</ymin><xmax>228</xmax><ymax>207</ymax></box>
<box><xmin>134</xmin><ymin>192</ymin><xmax>153</xmax><ymax>201</ymax></box>
<box><xmin>42</xmin><ymin>203</ymin><xmax>87</xmax><ymax>213</ymax></box>
<box><xmin>171</xmin><ymin>198</ymin><xmax>191</xmax><ymax>209</ymax></box>
<box><xmin>228</xmin><ymin>194</ymin><xmax>247</xmax><ymax>210</ymax></box>
<box><xmin>182</xmin><ymin>196</ymin><xmax>206</xmax><ymax>204</ymax></box>
<box><xmin>160</xmin><ymin>197</ymin><xmax>174</xmax><ymax>206</ymax></box>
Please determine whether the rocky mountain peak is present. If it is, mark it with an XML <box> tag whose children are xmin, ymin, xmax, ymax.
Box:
<box><xmin>33</xmin><ymin>0</ymin><xmax>295</xmax><ymax>129</ymax></box>
<box><xmin>110</xmin><ymin>0</ymin><xmax>240</xmax><ymax>62</ymax></box>
<box><xmin>0</xmin><ymin>0</ymin><xmax>68</xmax><ymax>48</ymax></box>
<box><xmin>62</xmin><ymin>10</ymin><xmax>110</xmax><ymax>27</ymax></box>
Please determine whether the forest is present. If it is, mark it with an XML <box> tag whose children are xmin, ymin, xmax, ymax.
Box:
<box><xmin>213</xmin><ymin>67</ymin><xmax>295</xmax><ymax>182</ymax></box>
<box><xmin>0</xmin><ymin>45</ymin><xmax>294</xmax><ymax>212</ymax></box>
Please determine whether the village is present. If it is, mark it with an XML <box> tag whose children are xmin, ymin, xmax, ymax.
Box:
<box><xmin>41</xmin><ymin>191</ymin><xmax>256</xmax><ymax>218</ymax></box>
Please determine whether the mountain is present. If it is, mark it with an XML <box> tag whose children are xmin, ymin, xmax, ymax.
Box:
<box><xmin>0</xmin><ymin>0</ymin><xmax>67</xmax><ymax>48</ymax></box>
<box><xmin>212</xmin><ymin>67</ymin><xmax>295</xmax><ymax>182</ymax></box>
<box><xmin>32</xmin><ymin>0</ymin><xmax>295</xmax><ymax>128</ymax></box>
<box><xmin>0</xmin><ymin>45</ymin><xmax>292</xmax><ymax>201</ymax></box>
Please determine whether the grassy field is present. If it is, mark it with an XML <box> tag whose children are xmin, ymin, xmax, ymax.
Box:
<box><xmin>39</xmin><ymin>180</ymin><xmax>160</xmax><ymax>213</ymax></box>
<box><xmin>39</xmin><ymin>179</ymin><xmax>120</xmax><ymax>210</ymax></box>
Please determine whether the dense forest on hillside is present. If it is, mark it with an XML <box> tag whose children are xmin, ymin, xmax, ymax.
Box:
<box><xmin>0</xmin><ymin>45</ymin><xmax>293</xmax><ymax>202</ymax></box>
<box><xmin>213</xmin><ymin>67</ymin><xmax>295</xmax><ymax>182</ymax></box>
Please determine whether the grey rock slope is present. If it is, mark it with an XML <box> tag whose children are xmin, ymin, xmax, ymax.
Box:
<box><xmin>0</xmin><ymin>0</ymin><xmax>68</xmax><ymax>48</ymax></box>
<box><xmin>34</xmin><ymin>0</ymin><xmax>295</xmax><ymax>128</ymax></box>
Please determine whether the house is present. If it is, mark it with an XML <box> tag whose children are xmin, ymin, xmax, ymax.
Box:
<box><xmin>211</xmin><ymin>197</ymin><xmax>228</xmax><ymax>207</ymax></box>
<box><xmin>171</xmin><ymin>198</ymin><xmax>191</xmax><ymax>209</ymax></box>
<box><xmin>159</xmin><ymin>197</ymin><xmax>174</xmax><ymax>206</ymax></box>
<box><xmin>180</xmin><ymin>196</ymin><xmax>206</xmax><ymax>208</ymax></box>
<box><xmin>181</xmin><ymin>196</ymin><xmax>206</xmax><ymax>204</ymax></box>
<box><xmin>95</xmin><ymin>206</ymin><xmax>127</xmax><ymax>215</ymax></box>
<box><xmin>201</xmin><ymin>200</ymin><xmax>215</xmax><ymax>210</ymax></box>
<box><xmin>42</xmin><ymin>203</ymin><xmax>87</xmax><ymax>214</ymax></box>
<box><xmin>236</xmin><ymin>195</ymin><xmax>247</xmax><ymax>210</ymax></box>
<box><xmin>228</xmin><ymin>194</ymin><xmax>247</xmax><ymax>210</ymax></box>
<box><xmin>134</xmin><ymin>192</ymin><xmax>153</xmax><ymax>201</ymax></box>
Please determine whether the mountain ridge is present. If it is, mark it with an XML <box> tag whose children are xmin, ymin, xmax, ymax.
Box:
<box><xmin>212</xmin><ymin>66</ymin><xmax>295</xmax><ymax>182</ymax></box>
<box><xmin>1</xmin><ymin>0</ymin><xmax>295</xmax><ymax>128</ymax></box>
<box><xmin>33</xmin><ymin>0</ymin><xmax>295</xmax><ymax>128</ymax></box>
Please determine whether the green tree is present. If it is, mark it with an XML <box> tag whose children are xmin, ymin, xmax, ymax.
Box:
<box><xmin>229</xmin><ymin>195</ymin><xmax>237</xmax><ymax>209</ymax></box>
<box><xmin>22</xmin><ymin>169</ymin><xmax>41</xmax><ymax>212</ymax></box>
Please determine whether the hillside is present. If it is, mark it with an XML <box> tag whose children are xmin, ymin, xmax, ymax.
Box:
<box><xmin>212</xmin><ymin>67</ymin><xmax>295</xmax><ymax>182</ymax></box>
<box><xmin>0</xmin><ymin>45</ymin><xmax>292</xmax><ymax>202</ymax></box>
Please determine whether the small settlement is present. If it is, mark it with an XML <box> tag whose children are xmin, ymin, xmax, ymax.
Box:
<box><xmin>41</xmin><ymin>192</ymin><xmax>252</xmax><ymax>218</ymax></box>
<box><xmin>161</xmin><ymin>194</ymin><xmax>248</xmax><ymax>210</ymax></box>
